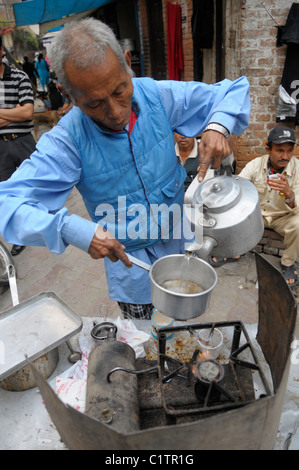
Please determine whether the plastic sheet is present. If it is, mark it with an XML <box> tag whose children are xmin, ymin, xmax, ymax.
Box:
<box><xmin>276</xmin><ymin>85</ymin><xmax>297</xmax><ymax>120</ymax></box>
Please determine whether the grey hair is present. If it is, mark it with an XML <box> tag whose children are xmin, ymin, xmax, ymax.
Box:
<box><xmin>48</xmin><ymin>17</ymin><xmax>133</xmax><ymax>99</ymax></box>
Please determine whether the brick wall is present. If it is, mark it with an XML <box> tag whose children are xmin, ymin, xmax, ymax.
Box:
<box><xmin>235</xmin><ymin>0</ymin><xmax>299</xmax><ymax>173</ymax></box>
<box><xmin>137</xmin><ymin>0</ymin><xmax>299</xmax><ymax>172</ymax></box>
<box><xmin>255</xmin><ymin>228</ymin><xmax>285</xmax><ymax>258</ymax></box>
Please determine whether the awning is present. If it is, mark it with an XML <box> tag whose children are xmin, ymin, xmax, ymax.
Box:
<box><xmin>13</xmin><ymin>0</ymin><xmax>115</xmax><ymax>32</ymax></box>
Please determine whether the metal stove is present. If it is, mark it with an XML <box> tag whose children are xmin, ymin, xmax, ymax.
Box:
<box><xmin>26</xmin><ymin>253</ymin><xmax>298</xmax><ymax>450</ymax></box>
<box><xmin>121</xmin><ymin>321</ymin><xmax>272</xmax><ymax>430</ymax></box>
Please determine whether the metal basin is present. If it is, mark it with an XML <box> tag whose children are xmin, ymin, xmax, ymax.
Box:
<box><xmin>0</xmin><ymin>263</ymin><xmax>82</xmax><ymax>391</ymax></box>
<box><xmin>0</xmin><ymin>348</ymin><xmax>59</xmax><ymax>391</ymax></box>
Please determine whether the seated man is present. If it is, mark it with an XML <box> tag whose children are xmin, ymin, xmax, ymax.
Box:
<box><xmin>174</xmin><ymin>133</ymin><xmax>200</xmax><ymax>190</ymax></box>
<box><xmin>211</xmin><ymin>126</ymin><xmax>299</xmax><ymax>287</ymax></box>
<box><xmin>174</xmin><ymin>132</ymin><xmax>233</xmax><ymax>190</ymax></box>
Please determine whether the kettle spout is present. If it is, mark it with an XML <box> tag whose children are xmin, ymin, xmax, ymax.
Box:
<box><xmin>185</xmin><ymin>236</ymin><xmax>217</xmax><ymax>260</ymax></box>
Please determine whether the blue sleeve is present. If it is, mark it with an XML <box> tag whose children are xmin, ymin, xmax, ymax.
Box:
<box><xmin>0</xmin><ymin>126</ymin><xmax>96</xmax><ymax>254</ymax></box>
<box><xmin>156</xmin><ymin>76</ymin><xmax>250</xmax><ymax>137</ymax></box>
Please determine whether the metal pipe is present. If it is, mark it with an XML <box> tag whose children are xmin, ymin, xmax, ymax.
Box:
<box><xmin>231</xmin><ymin>324</ymin><xmax>242</xmax><ymax>355</ymax></box>
<box><xmin>158</xmin><ymin>332</ymin><xmax>167</xmax><ymax>376</ymax></box>
<box><xmin>107</xmin><ymin>365</ymin><xmax>158</xmax><ymax>383</ymax></box>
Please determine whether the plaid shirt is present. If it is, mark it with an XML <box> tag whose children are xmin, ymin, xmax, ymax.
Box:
<box><xmin>0</xmin><ymin>63</ymin><xmax>34</xmax><ymax>135</ymax></box>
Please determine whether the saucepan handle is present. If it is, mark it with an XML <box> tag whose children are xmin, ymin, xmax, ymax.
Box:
<box><xmin>126</xmin><ymin>253</ymin><xmax>151</xmax><ymax>272</ymax></box>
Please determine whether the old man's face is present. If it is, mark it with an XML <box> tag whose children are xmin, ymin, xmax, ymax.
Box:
<box><xmin>64</xmin><ymin>49</ymin><xmax>133</xmax><ymax>132</ymax></box>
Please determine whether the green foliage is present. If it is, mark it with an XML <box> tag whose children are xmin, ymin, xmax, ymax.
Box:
<box><xmin>0</xmin><ymin>19</ymin><xmax>15</xmax><ymax>35</ymax></box>
<box><xmin>12</xmin><ymin>28</ymin><xmax>41</xmax><ymax>51</ymax></box>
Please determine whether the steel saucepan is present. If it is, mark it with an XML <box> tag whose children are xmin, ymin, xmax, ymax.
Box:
<box><xmin>127</xmin><ymin>253</ymin><xmax>217</xmax><ymax>321</ymax></box>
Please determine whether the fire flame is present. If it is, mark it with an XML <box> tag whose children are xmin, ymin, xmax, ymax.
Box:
<box><xmin>192</xmin><ymin>349</ymin><xmax>211</xmax><ymax>379</ymax></box>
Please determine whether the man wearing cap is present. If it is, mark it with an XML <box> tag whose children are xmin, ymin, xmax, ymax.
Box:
<box><xmin>239</xmin><ymin>126</ymin><xmax>299</xmax><ymax>286</ymax></box>
<box><xmin>0</xmin><ymin>35</ymin><xmax>36</xmax><ymax>256</ymax></box>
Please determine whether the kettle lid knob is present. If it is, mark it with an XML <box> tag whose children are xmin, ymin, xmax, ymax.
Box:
<box><xmin>211</xmin><ymin>183</ymin><xmax>221</xmax><ymax>192</ymax></box>
<box><xmin>195</xmin><ymin>175</ymin><xmax>241</xmax><ymax>214</ymax></box>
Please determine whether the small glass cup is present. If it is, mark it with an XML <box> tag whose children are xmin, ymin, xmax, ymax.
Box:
<box><xmin>99</xmin><ymin>304</ymin><xmax>108</xmax><ymax>321</ymax></box>
<box><xmin>197</xmin><ymin>328</ymin><xmax>223</xmax><ymax>360</ymax></box>
<box><xmin>151</xmin><ymin>309</ymin><xmax>174</xmax><ymax>340</ymax></box>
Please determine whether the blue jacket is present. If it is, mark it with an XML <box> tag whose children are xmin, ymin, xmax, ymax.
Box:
<box><xmin>0</xmin><ymin>76</ymin><xmax>250</xmax><ymax>256</ymax></box>
<box><xmin>0</xmin><ymin>75</ymin><xmax>250</xmax><ymax>303</ymax></box>
<box><xmin>63</xmin><ymin>77</ymin><xmax>186</xmax><ymax>251</ymax></box>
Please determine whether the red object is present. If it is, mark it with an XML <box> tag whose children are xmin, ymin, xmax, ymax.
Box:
<box><xmin>129</xmin><ymin>109</ymin><xmax>138</xmax><ymax>135</ymax></box>
<box><xmin>167</xmin><ymin>2</ymin><xmax>184</xmax><ymax>80</ymax></box>
<box><xmin>111</xmin><ymin>109</ymin><xmax>137</xmax><ymax>134</ymax></box>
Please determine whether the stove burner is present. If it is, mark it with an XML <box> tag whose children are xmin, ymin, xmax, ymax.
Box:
<box><xmin>106</xmin><ymin>320</ymin><xmax>272</xmax><ymax>429</ymax></box>
<box><xmin>194</xmin><ymin>360</ymin><xmax>226</xmax><ymax>403</ymax></box>
<box><xmin>195</xmin><ymin>360</ymin><xmax>224</xmax><ymax>383</ymax></box>
<box><xmin>148</xmin><ymin>321</ymin><xmax>271</xmax><ymax>426</ymax></box>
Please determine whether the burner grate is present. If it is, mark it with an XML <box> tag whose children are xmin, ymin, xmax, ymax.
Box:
<box><xmin>137</xmin><ymin>320</ymin><xmax>271</xmax><ymax>428</ymax></box>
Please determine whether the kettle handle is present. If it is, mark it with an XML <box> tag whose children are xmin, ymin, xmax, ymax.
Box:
<box><xmin>185</xmin><ymin>176</ymin><xmax>201</xmax><ymax>206</ymax></box>
<box><xmin>220</xmin><ymin>154</ymin><xmax>234</xmax><ymax>176</ymax></box>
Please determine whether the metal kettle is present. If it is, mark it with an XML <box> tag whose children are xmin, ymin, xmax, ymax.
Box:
<box><xmin>184</xmin><ymin>162</ymin><xmax>264</xmax><ymax>260</ymax></box>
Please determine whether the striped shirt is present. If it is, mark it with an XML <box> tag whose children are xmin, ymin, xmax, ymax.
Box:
<box><xmin>0</xmin><ymin>63</ymin><xmax>34</xmax><ymax>134</ymax></box>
